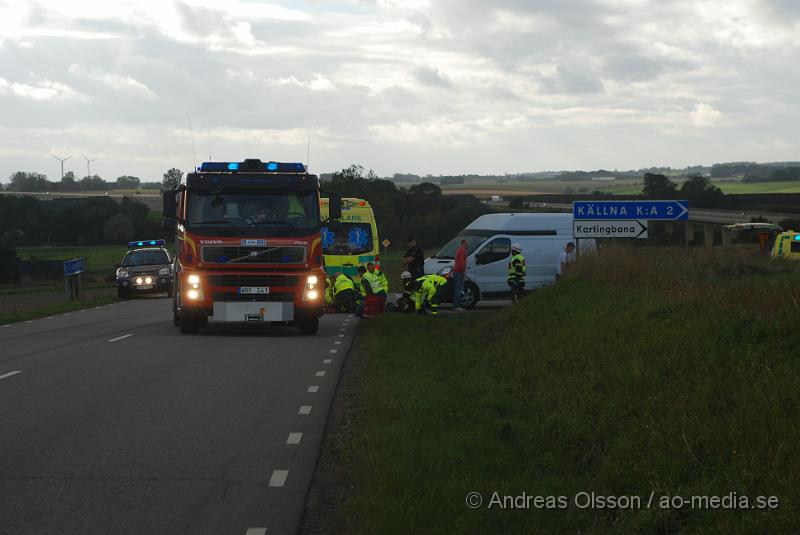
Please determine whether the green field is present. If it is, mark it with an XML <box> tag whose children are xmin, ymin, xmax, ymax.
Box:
<box><xmin>441</xmin><ymin>178</ymin><xmax>800</xmax><ymax>197</ymax></box>
<box><xmin>336</xmin><ymin>246</ymin><xmax>800</xmax><ymax>534</ymax></box>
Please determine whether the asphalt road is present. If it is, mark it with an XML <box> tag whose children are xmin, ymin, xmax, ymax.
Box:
<box><xmin>0</xmin><ymin>298</ymin><xmax>357</xmax><ymax>535</ymax></box>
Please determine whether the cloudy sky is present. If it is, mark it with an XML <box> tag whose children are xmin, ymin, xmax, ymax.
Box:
<box><xmin>1</xmin><ymin>0</ymin><xmax>799</xmax><ymax>182</ymax></box>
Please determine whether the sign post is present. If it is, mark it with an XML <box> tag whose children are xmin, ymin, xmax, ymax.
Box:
<box><xmin>63</xmin><ymin>257</ymin><xmax>85</xmax><ymax>301</ymax></box>
<box><xmin>381</xmin><ymin>238</ymin><xmax>391</xmax><ymax>265</ymax></box>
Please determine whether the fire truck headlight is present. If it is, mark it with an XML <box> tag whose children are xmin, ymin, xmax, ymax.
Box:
<box><xmin>187</xmin><ymin>289</ymin><xmax>200</xmax><ymax>300</ymax></box>
<box><xmin>188</xmin><ymin>274</ymin><xmax>200</xmax><ymax>284</ymax></box>
<box><xmin>135</xmin><ymin>277</ymin><xmax>143</xmax><ymax>284</ymax></box>
<box><xmin>305</xmin><ymin>289</ymin><xmax>319</xmax><ymax>301</ymax></box>
<box><xmin>307</xmin><ymin>275</ymin><xmax>318</xmax><ymax>285</ymax></box>
<box><xmin>144</xmin><ymin>277</ymin><xmax>153</xmax><ymax>284</ymax></box>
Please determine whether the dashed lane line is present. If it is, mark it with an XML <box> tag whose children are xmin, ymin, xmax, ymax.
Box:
<box><xmin>286</xmin><ymin>432</ymin><xmax>303</xmax><ymax>445</ymax></box>
<box><xmin>315</xmin><ymin>371</ymin><xmax>326</xmax><ymax>377</ymax></box>
<box><xmin>269</xmin><ymin>470</ymin><xmax>289</xmax><ymax>487</ymax></box>
<box><xmin>307</xmin><ymin>385</ymin><xmax>319</xmax><ymax>393</ymax></box>
<box><xmin>108</xmin><ymin>333</ymin><xmax>134</xmax><ymax>343</ymax></box>
<box><xmin>323</xmin><ymin>359</ymin><xmax>332</xmax><ymax>364</ymax></box>
<box><xmin>0</xmin><ymin>370</ymin><xmax>22</xmax><ymax>381</ymax></box>
<box><xmin>245</xmin><ymin>528</ymin><xmax>267</xmax><ymax>535</ymax></box>
<box><xmin>298</xmin><ymin>405</ymin><xmax>312</xmax><ymax>415</ymax></box>
<box><xmin>329</xmin><ymin>349</ymin><xmax>338</xmax><ymax>354</ymax></box>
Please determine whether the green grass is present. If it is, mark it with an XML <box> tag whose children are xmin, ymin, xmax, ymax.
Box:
<box><xmin>5</xmin><ymin>245</ymin><xmax>129</xmax><ymax>294</ymax></box>
<box><xmin>440</xmin><ymin>178</ymin><xmax>800</xmax><ymax>196</ymax></box>
<box><xmin>0</xmin><ymin>294</ymin><xmax>118</xmax><ymax>324</ymax></box>
<box><xmin>337</xmin><ymin>246</ymin><xmax>800</xmax><ymax>534</ymax></box>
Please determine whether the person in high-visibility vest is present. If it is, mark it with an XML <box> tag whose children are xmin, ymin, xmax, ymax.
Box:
<box><xmin>414</xmin><ymin>274</ymin><xmax>448</xmax><ymax>315</ymax></box>
<box><xmin>365</xmin><ymin>263</ymin><xmax>387</xmax><ymax>295</ymax></box>
<box><xmin>374</xmin><ymin>264</ymin><xmax>389</xmax><ymax>294</ymax></box>
<box><xmin>507</xmin><ymin>242</ymin><xmax>526</xmax><ymax>303</ymax></box>
<box><xmin>333</xmin><ymin>271</ymin><xmax>359</xmax><ymax>313</ymax></box>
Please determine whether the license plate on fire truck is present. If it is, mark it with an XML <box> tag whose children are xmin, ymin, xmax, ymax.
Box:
<box><xmin>239</xmin><ymin>287</ymin><xmax>269</xmax><ymax>295</ymax></box>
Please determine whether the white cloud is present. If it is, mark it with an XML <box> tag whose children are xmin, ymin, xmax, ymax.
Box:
<box><xmin>68</xmin><ymin>64</ymin><xmax>157</xmax><ymax>99</ymax></box>
<box><xmin>690</xmin><ymin>103</ymin><xmax>724</xmax><ymax>127</ymax></box>
<box><xmin>0</xmin><ymin>77</ymin><xmax>89</xmax><ymax>102</ymax></box>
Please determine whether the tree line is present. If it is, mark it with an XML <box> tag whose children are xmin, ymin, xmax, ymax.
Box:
<box><xmin>0</xmin><ymin>195</ymin><xmax>164</xmax><ymax>246</ymax></box>
<box><xmin>323</xmin><ymin>164</ymin><xmax>488</xmax><ymax>249</ymax></box>
<box><xmin>3</xmin><ymin>168</ymin><xmax>185</xmax><ymax>192</ymax></box>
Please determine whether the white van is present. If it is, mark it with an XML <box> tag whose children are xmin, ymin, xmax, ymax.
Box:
<box><xmin>424</xmin><ymin>213</ymin><xmax>591</xmax><ymax>308</ymax></box>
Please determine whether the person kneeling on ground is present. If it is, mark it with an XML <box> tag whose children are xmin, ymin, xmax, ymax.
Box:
<box><xmin>333</xmin><ymin>271</ymin><xmax>362</xmax><ymax>316</ymax></box>
<box><xmin>414</xmin><ymin>274</ymin><xmax>448</xmax><ymax>316</ymax></box>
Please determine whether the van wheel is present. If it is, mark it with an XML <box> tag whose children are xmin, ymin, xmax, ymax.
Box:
<box><xmin>461</xmin><ymin>282</ymin><xmax>479</xmax><ymax>310</ymax></box>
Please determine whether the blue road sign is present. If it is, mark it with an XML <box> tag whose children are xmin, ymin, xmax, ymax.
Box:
<box><xmin>63</xmin><ymin>257</ymin><xmax>85</xmax><ymax>276</ymax></box>
<box><xmin>573</xmin><ymin>200</ymin><xmax>688</xmax><ymax>221</ymax></box>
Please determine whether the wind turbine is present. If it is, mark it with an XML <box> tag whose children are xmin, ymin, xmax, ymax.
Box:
<box><xmin>83</xmin><ymin>154</ymin><xmax>98</xmax><ymax>178</ymax></box>
<box><xmin>50</xmin><ymin>154</ymin><xmax>72</xmax><ymax>180</ymax></box>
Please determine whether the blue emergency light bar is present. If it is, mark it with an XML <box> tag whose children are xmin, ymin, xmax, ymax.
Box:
<box><xmin>198</xmin><ymin>160</ymin><xmax>306</xmax><ymax>173</ymax></box>
<box><xmin>795</xmin><ymin>235</ymin><xmax>800</xmax><ymax>241</ymax></box>
<box><xmin>128</xmin><ymin>239</ymin><xmax>166</xmax><ymax>248</ymax></box>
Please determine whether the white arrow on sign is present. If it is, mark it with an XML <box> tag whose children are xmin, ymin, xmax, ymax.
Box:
<box><xmin>573</xmin><ymin>220</ymin><xmax>648</xmax><ymax>239</ymax></box>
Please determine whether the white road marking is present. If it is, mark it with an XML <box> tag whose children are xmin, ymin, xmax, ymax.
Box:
<box><xmin>0</xmin><ymin>371</ymin><xmax>22</xmax><ymax>381</ymax></box>
<box><xmin>108</xmin><ymin>334</ymin><xmax>133</xmax><ymax>342</ymax></box>
<box><xmin>339</xmin><ymin>328</ymin><xmax>346</xmax><ymax>332</ymax></box>
<box><xmin>25</xmin><ymin>320</ymin><xmax>33</xmax><ymax>324</ymax></box>
<box><xmin>245</xmin><ymin>528</ymin><xmax>267</xmax><ymax>535</ymax></box>
<box><xmin>337</xmin><ymin>334</ymin><xmax>345</xmax><ymax>338</ymax></box>
<box><xmin>308</xmin><ymin>385</ymin><xmax>319</xmax><ymax>393</ymax></box>
<box><xmin>348</xmin><ymin>314</ymin><xmax>354</xmax><ymax>318</ymax></box>
<box><xmin>79</xmin><ymin>309</ymin><xmax>87</xmax><ymax>313</ymax></box>
<box><xmin>286</xmin><ymin>432</ymin><xmax>303</xmax><ymax>445</ymax></box>
<box><xmin>1</xmin><ymin>324</ymin><xmax>10</xmax><ymax>328</ymax></box>
<box><xmin>334</xmin><ymin>341</ymin><xmax>342</xmax><ymax>345</ymax></box>
<box><xmin>315</xmin><ymin>371</ymin><xmax>326</xmax><ymax>377</ymax></box>
<box><xmin>329</xmin><ymin>349</ymin><xmax>338</xmax><ymax>354</ymax></box>
<box><xmin>323</xmin><ymin>359</ymin><xmax>332</xmax><ymax>364</ymax></box>
<box><xmin>269</xmin><ymin>470</ymin><xmax>289</xmax><ymax>487</ymax></box>
<box><xmin>45</xmin><ymin>316</ymin><xmax>55</xmax><ymax>320</ymax></box>
<box><xmin>298</xmin><ymin>405</ymin><xmax>312</xmax><ymax>415</ymax></box>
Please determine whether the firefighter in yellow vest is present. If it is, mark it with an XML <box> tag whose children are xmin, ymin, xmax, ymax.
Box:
<box><xmin>507</xmin><ymin>242</ymin><xmax>526</xmax><ymax>303</ymax></box>
<box><xmin>364</xmin><ymin>262</ymin><xmax>387</xmax><ymax>296</ymax></box>
<box><xmin>333</xmin><ymin>271</ymin><xmax>359</xmax><ymax>313</ymax></box>
<box><xmin>414</xmin><ymin>274</ymin><xmax>448</xmax><ymax>315</ymax></box>
<box><xmin>374</xmin><ymin>264</ymin><xmax>389</xmax><ymax>294</ymax></box>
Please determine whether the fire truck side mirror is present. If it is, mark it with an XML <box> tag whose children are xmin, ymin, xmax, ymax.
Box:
<box><xmin>328</xmin><ymin>192</ymin><xmax>343</xmax><ymax>221</ymax></box>
<box><xmin>162</xmin><ymin>190</ymin><xmax>177</xmax><ymax>231</ymax></box>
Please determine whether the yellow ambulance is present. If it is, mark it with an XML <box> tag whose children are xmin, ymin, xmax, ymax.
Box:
<box><xmin>320</xmin><ymin>198</ymin><xmax>380</xmax><ymax>277</ymax></box>
<box><xmin>772</xmin><ymin>230</ymin><xmax>800</xmax><ymax>260</ymax></box>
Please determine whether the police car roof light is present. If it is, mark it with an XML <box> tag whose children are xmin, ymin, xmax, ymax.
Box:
<box><xmin>227</xmin><ymin>162</ymin><xmax>239</xmax><ymax>170</ymax></box>
<box><xmin>128</xmin><ymin>239</ymin><xmax>166</xmax><ymax>248</ymax></box>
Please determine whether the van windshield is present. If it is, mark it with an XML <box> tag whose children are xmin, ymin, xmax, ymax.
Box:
<box><xmin>433</xmin><ymin>232</ymin><xmax>491</xmax><ymax>259</ymax></box>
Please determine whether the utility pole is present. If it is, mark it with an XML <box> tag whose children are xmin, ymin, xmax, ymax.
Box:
<box><xmin>50</xmin><ymin>154</ymin><xmax>72</xmax><ymax>180</ymax></box>
<box><xmin>82</xmin><ymin>155</ymin><xmax>98</xmax><ymax>178</ymax></box>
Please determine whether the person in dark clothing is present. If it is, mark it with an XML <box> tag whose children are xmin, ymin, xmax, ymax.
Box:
<box><xmin>403</xmin><ymin>237</ymin><xmax>425</xmax><ymax>279</ymax></box>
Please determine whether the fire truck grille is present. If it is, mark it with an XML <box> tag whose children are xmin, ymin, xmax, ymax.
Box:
<box><xmin>202</xmin><ymin>246</ymin><xmax>305</xmax><ymax>264</ymax></box>
<box><xmin>211</xmin><ymin>291</ymin><xmax>295</xmax><ymax>303</ymax></box>
<box><xmin>205</xmin><ymin>274</ymin><xmax>301</xmax><ymax>288</ymax></box>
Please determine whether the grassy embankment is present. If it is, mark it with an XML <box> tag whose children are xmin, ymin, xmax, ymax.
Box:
<box><xmin>4</xmin><ymin>245</ymin><xmax>128</xmax><ymax>295</ymax></box>
<box><xmin>337</xmin><ymin>246</ymin><xmax>800</xmax><ymax>534</ymax></box>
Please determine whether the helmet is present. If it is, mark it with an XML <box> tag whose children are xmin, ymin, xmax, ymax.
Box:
<box><xmin>511</xmin><ymin>242</ymin><xmax>522</xmax><ymax>252</ymax></box>
<box><xmin>400</xmin><ymin>271</ymin><xmax>413</xmax><ymax>280</ymax></box>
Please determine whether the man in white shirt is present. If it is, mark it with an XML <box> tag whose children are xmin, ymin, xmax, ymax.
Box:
<box><xmin>557</xmin><ymin>242</ymin><xmax>576</xmax><ymax>280</ymax></box>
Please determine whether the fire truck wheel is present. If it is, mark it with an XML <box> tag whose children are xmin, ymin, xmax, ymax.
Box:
<box><xmin>180</xmin><ymin>313</ymin><xmax>199</xmax><ymax>334</ymax></box>
<box><xmin>299</xmin><ymin>316</ymin><xmax>319</xmax><ymax>335</ymax></box>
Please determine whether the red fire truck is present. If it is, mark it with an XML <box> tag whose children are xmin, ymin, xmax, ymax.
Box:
<box><xmin>162</xmin><ymin>159</ymin><xmax>341</xmax><ymax>335</ymax></box>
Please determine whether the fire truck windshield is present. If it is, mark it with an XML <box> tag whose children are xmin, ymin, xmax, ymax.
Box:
<box><xmin>186</xmin><ymin>190</ymin><xmax>319</xmax><ymax>235</ymax></box>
